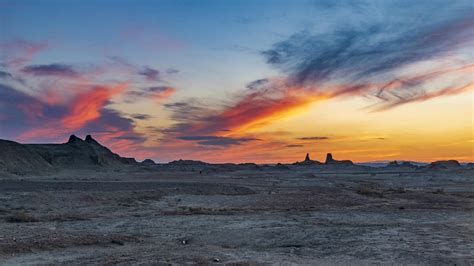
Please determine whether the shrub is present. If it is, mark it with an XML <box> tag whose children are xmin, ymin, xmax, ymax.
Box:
<box><xmin>5</xmin><ymin>211</ymin><xmax>38</xmax><ymax>223</ymax></box>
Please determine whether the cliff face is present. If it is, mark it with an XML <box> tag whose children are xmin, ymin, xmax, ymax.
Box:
<box><xmin>0</xmin><ymin>135</ymin><xmax>138</xmax><ymax>175</ymax></box>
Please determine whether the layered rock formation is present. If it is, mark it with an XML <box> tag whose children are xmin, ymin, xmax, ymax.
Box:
<box><xmin>0</xmin><ymin>135</ymin><xmax>138</xmax><ymax>175</ymax></box>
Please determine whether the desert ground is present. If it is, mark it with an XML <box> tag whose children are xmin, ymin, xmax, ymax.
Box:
<box><xmin>0</xmin><ymin>165</ymin><xmax>473</xmax><ymax>265</ymax></box>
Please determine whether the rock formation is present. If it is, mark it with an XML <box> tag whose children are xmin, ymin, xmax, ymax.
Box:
<box><xmin>0</xmin><ymin>135</ymin><xmax>139</xmax><ymax>175</ymax></box>
<box><xmin>400</xmin><ymin>161</ymin><xmax>417</xmax><ymax>168</ymax></box>
<box><xmin>141</xmin><ymin>159</ymin><xmax>156</xmax><ymax>165</ymax></box>
<box><xmin>386</xmin><ymin>161</ymin><xmax>400</xmax><ymax>167</ymax></box>
<box><xmin>426</xmin><ymin>160</ymin><xmax>461</xmax><ymax>170</ymax></box>
<box><xmin>385</xmin><ymin>160</ymin><xmax>417</xmax><ymax>169</ymax></box>
<box><xmin>325</xmin><ymin>153</ymin><xmax>354</xmax><ymax>166</ymax></box>
<box><xmin>293</xmin><ymin>153</ymin><xmax>322</xmax><ymax>165</ymax></box>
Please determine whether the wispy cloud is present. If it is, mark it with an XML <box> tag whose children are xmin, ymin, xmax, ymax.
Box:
<box><xmin>139</xmin><ymin>66</ymin><xmax>160</xmax><ymax>81</ymax></box>
<box><xmin>22</xmin><ymin>63</ymin><xmax>79</xmax><ymax>77</ymax></box>
<box><xmin>261</xmin><ymin>3</ymin><xmax>473</xmax><ymax>110</ymax></box>
<box><xmin>178</xmin><ymin>135</ymin><xmax>258</xmax><ymax>146</ymax></box>
<box><xmin>60</xmin><ymin>83</ymin><xmax>128</xmax><ymax>130</ymax></box>
<box><xmin>298</xmin><ymin>136</ymin><xmax>329</xmax><ymax>141</ymax></box>
<box><xmin>0</xmin><ymin>70</ymin><xmax>14</xmax><ymax>79</ymax></box>
<box><xmin>0</xmin><ymin>39</ymin><xmax>48</xmax><ymax>67</ymax></box>
<box><xmin>127</xmin><ymin>86</ymin><xmax>176</xmax><ymax>102</ymax></box>
<box><xmin>286</xmin><ymin>144</ymin><xmax>304</xmax><ymax>148</ymax></box>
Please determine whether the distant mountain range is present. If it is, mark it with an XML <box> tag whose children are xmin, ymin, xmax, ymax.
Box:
<box><xmin>0</xmin><ymin>135</ymin><xmax>471</xmax><ymax>176</ymax></box>
<box><xmin>356</xmin><ymin>161</ymin><xmax>429</xmax><ymax>168</ymax></box>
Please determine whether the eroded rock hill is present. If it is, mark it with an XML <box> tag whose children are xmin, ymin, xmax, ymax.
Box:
<box><xmin>0</xmin><ymin>135</ymin><xmax>137</xmax><ymax>175</ymax></box>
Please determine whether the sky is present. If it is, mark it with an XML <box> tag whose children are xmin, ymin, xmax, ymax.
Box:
<box><xmin>0</xmin><ymin>0</ymin><xmax>473</xmax><ymax>163</ymax></box>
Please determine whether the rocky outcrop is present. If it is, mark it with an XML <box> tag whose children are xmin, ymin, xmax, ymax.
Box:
<box><xmin>293</xmin><ymin>153</ymin><xmax>322</xmax><ymax>166</ymax></box>
<box><xmin>0</xmin><ymin>135</ymin><xmax>139</xmax><ymax>175</ymax></box>
<box><xmin>26</xmin><ymin>135</ymin><xmax>134</xmax><ymax>167</ymax></box>
<box><xmin>386</xmin><ymin>161</ymin><xmax>400</xmax><ymax>167</ymax></box>
<box><xmin>141</xmin><ymin>159</ymin><xmax>156</xmax><ymax>165</ymax></box>
<box><xmin>400</xmin><ymin>161</ymin><xmax>417</xmax><ymax>168</ymax></box>
<box><xmin>426</xmin><ymin>160</ymin><xmax>461</xmax><ymax>170</ymax></box>
<box><xmin>168</xmin><ymin>159</ymin><xmax>208</xmax><ymax>166</ymax></box>
<box><xmin>385</xmin><ymin>160</ymin><xmax>417</xmax><ymax>169</ymax></box>
<box><xmin>325</xmin><ymin>153</ymin><xmax>354</xmax><ymax>166</ymax></box>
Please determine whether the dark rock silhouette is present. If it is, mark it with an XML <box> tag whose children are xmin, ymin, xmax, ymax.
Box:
<box><xmin>427</xmin><ymin>160</ymin><xmax>461</xmax><ymax>170</ymax></box>
<box><xmin>387</xmin><ymin>161</ymin><xmax>399</xmax><ymax>167</ymax></box>
<box><xmin>325</xmin><ymin>153</ymin><xmax>353</xmax><ymax>166</ymax></box>
<box><xmin>142</xmin><ymin>159</ymin><xmax>156</xmax><ymax>165</ymax></box>
<box><xmin>400</xmin><ymin>161</ymin><xmax>417</xmax><ymax>168</ymax></box>
<box><xmin>85</xmin><ymin>134</ymin><xmax>101</xmax><ymax>145</ymax></box>
<box><xmin>168</xmin><ymin>159</ymin><xmax>208</xmax><ymax>166</ymax></box>
<box><xmin>0</xmin><ymin>135</ymin><xmax>138</xmax><ymax>175</ymax></box>
<box><xmin>293</xmin><ymin>153</ymin><xmax>322</xmax><ymax>165</ymax></box>
<box><xmin>325</xmin><ymin>153</ymin><xmax>334</xmax><ymax>163</ymax></box>
<box><xmin>385</xmin><ymin>160</ymin><xmax>417</xmax><ymax>169</ymax></box>
<box><xmin>0</xmin><ymin>136</ymin><xmax>470</xmax><ymax>176</ymax></box>
<box><xmin>275</xmin><ymin>163</ymin><xmax>290</xmax><ymax>170</ymax></box>
<box><xmin>67</xmin><ymin>134</ymin><xmax>83</xmax><ymax>144</ymax></box>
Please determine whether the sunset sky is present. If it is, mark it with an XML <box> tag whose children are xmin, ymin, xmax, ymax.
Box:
<box><xmin>0</xmin><ymin>0</ymin><xmax>473</xmax><ymax>163</ymax></box>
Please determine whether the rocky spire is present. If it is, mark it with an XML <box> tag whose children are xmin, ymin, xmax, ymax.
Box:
<box><xmin>67</xmin><ymin>134</ymin><xmax>83</xmax><ymax>144</ymax></box>
<box><xmin>325</xmin><ymin>153</ymin><xmax>334</xmax><ymax>164</ymax></box>
<box><xmin>305</xmin><ymin>153</ymin><xmax>311</xmax><ymax>161</ymax></box>
<box><xmin>85</xmin><ymin>135</ymin><xmax>99</xmax><ymax>145</ymax></box>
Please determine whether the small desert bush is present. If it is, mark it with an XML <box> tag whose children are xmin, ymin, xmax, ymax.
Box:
<box><xmin>388</xmin><ymin>187</ymin><xmax>406</xmax><ymax>193</ymax></box>
<box><xmin>356</xmin><ymin>185</ymin><xmax>384</xmax><ymax>198</ymax></box>
<box><xmin>162</xmin><ymin>206</ymin><xmax>238</xmax><ymax>215</ymax></box>
<box><xmin>5</xmin><ymin>211</ymin><xmax>38</xmax><ymax>223</ymax></box>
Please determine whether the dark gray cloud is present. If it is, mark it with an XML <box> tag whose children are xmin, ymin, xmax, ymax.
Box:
<box><xmin>246</xmin><ymin>78</ymin><xmax>269</xmax><ymax>90</ymax></box>
<box><xmin>298</xmin><ymin>136</ymin><xmax>329</xmax><ymax>141</ymax></box>
<box><xmin>178</xmin><ymin>135</ymin><xmax>258</xmax><ymax>146</ymax></box>
<box><xmin>0</xmin><ymin>70</ymin><xmax>14</xmax><ymax>79</ymax></box>
<box><xmin>130</xmin><ymin>114</ymin><xmax>151</xmax><ymax>120</ymax></box>
<box><xmin>21</xmin><ymin>63</ymin><xmax>78</xmax><ymax>77</ymax></box>
<box><xmin>126</xmin><ymin>86</ymin><xmax>176</xmax><ymax>103</ymax></box>
<box><xmin>286</xmin><ymin>144</ymin><xmax>304</xmax><ymax>148</ymax></box>
<box><xmin>139</xmin><ymin>67</ymin><xmax>160</xmax><ymax>81</ymax></box>
<box><xmin>164</xmin><ymin>100</ymin><xmax>211</xmax><ymax>124</ymax></box>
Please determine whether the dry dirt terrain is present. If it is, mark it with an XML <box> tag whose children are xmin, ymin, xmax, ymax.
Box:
<box><xmin>0</xmin><ymin>167</ymin><xmax>473</xmax><ymax>265</ymax></box>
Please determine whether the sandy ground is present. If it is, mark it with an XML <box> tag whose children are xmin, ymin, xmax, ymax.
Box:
<box><xmin>0</xmin><ymin>167</ymin><xmax>473</xmax><ymax>265</ymax></box>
